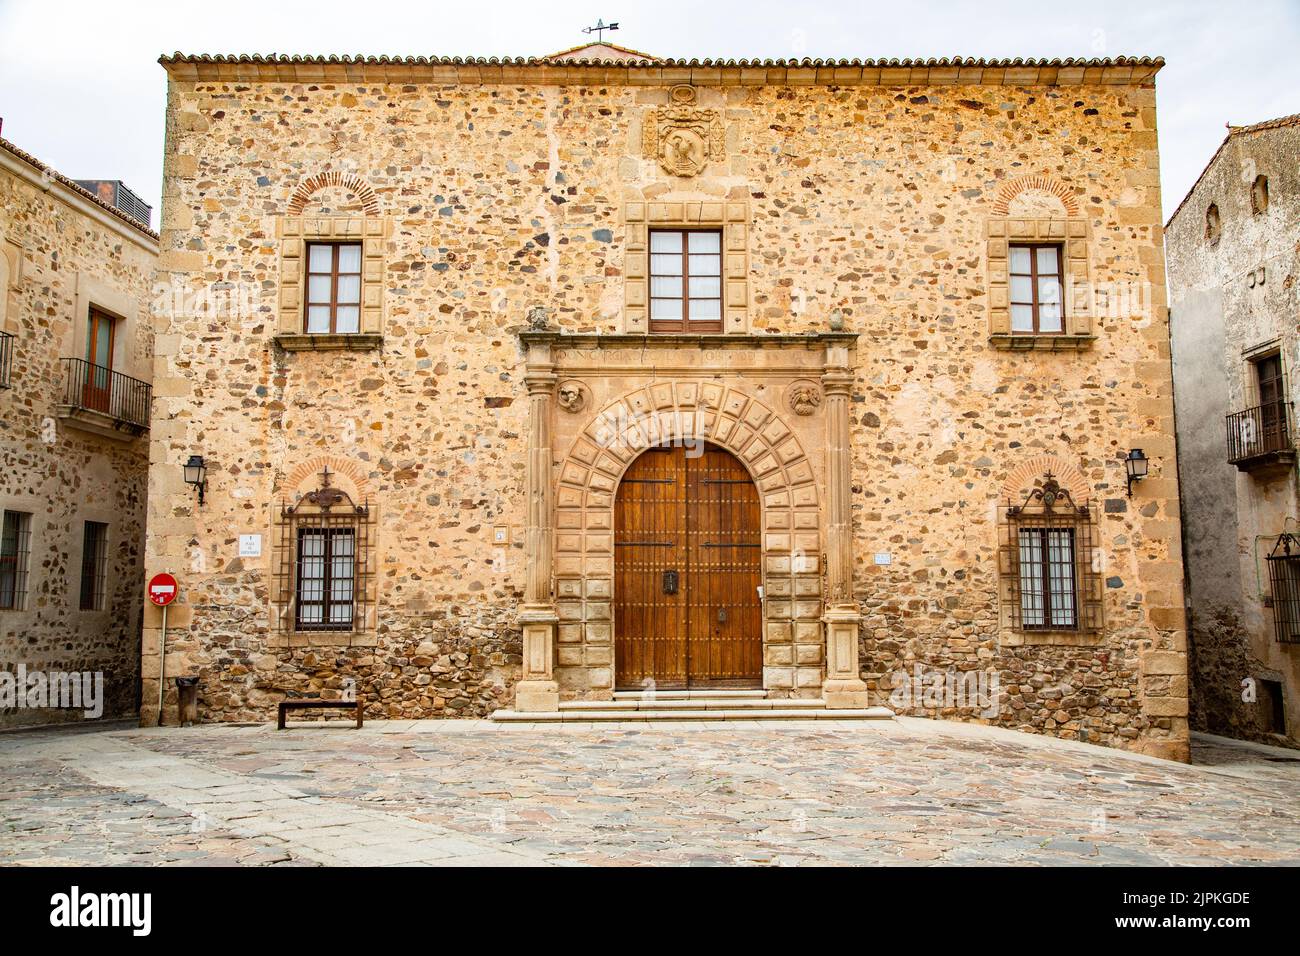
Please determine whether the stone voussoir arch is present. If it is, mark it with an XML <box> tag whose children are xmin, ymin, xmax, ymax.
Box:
<box><xmin>282</xmin><ymin>454</ymin><xmax>373</xmax><ymax>502</ymax></box>
<box><xmin>552</xmin><ymin>380</ymin><xmax>824</xmax><ymax>693</ymax></box>
<box><xmin>287</xmin><ymin>171</ymin><xmax>381</xmax><ymax>217</ymax></box>
<box><xmin>992</xmin><ymin>174</ymin><xmax>1080</xmax><ymax>218</ymax></box>
<box><xmin>999</xmin><ymin>452</ymin><xmax>1090</xmax><ymax>505</ymax></box>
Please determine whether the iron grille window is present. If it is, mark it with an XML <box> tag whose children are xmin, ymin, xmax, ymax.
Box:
<box><xmin>999</xmin><ymin>473</ymin><xmax>1101</xmax><ymax>634</ymax></box>
<box><xmin>305</xmin><ymin>243</ymin><xmax>363</xmax><ymax>334</ymax></box>
<box><xmin>0</xmin><ymin>510</ymin><xmax>32</xmax><ymax>610</ymax></box>
<box><xmin>649</xmin><ymin>229</ymin><xmax>722</xmax><ymax>332</ymax></box>
<box><xmin>1009</xmin><ymin>244</ymin><xmax>1064</xmax><ymax>334</ymax></box>
<box><xmin>1017</xmin><ymin>527</ymin><xmax>1077</xmax><ymax>629</ymax></box>
<box><xmin>274</xmin><ymin>468</ymin><xmax>373</xmax><ymax>635</ymax></box>
<box><xmin>1266</xmin><ymin>533</ymin><xmax>1300</xmax><ymax>644</ymax></box>
<box><xmin>295</xmin><ymin>528</ymin><xmax>355</xmax><ymax>631</ymax></box>
<box><xmin>78</xmin><ymin>520</ymin><xmax>108</xmax><ymax>611</ymax></box>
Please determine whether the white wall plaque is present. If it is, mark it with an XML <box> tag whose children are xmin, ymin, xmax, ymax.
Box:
<box><xmin>873</xmin><ymin>552</ymin><xmax>892</xmax><ymax>565</ymax></box>
<box><xmin>238</xmin><ymin>534</ymin><xmax>263</xmax><ymax>558</ymax></box>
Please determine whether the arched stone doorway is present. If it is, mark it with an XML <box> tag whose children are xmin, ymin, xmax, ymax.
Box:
<box><xmin>511</xmin><ymin>334</ymin><xmax>872</xmax><ymax>712</ymax></box>
<box><xmin>614</xmin><ymin>441</ymin><xmax>763</xmax><ymax>689</ymax></box>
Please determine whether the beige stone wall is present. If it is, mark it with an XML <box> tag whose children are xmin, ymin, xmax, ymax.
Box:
<box><xmin>0</xmin><ymin>143</ymin><xmax>157</xmax><ymax>728</ymax></box>
<box><xmin>148</xmin><ymin>66</ymin><xmax>1187</xmax><ymax>758</ymax></box>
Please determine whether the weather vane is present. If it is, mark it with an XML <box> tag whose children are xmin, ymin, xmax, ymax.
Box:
<box><xmin>582</xmin><ymin>18</ymin><xmax>619</xmax><ymax>43</ymax></box>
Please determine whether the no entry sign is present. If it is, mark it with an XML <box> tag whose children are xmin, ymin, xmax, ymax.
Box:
<box><xmin>147</xmin><ymin>572</ymin><xmax>178</xmax><ymax>607</ymax></box>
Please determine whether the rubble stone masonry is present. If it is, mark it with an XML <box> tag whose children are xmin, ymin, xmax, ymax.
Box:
<box><xmin>0</xmin><ymin>138</ymin><xmax>157</xmax><ymax>728</ymax></box>
<box><xmin>1167</xmin><ymin>116</ymin><xmax>1300</xmax><ymax>747</ymax></box>
<box><xmin>147</xmin><ymin>54</ymin><xmax>1187</xmax><ymax>759</ymax></box>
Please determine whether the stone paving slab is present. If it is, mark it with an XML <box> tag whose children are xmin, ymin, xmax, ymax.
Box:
<box><xmin>1</xmin><ymin>719</ymin><xmax>1298</xmax><ymax>866</ymax></box>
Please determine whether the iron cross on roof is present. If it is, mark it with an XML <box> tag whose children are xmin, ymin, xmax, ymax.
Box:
<box><xmin>582</xmin><ymin>18</ymin><xmax>619</xmax><ymax>42</ymax></box>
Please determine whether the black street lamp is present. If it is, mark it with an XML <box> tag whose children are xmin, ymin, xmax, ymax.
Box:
<box><xmin>1125</xmin><ymin>448</ymin><xmax>1149</xmax><ymax>497</ymax></box>
<box><xmin>183</xmin><ymin>455</ymin><xmax>208</xmax><ymax>507</ymax></box>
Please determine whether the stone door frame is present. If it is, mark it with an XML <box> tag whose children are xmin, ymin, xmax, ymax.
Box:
<box><xmin>512</xmin><ymin>331</ymin><xmax>870</xmax><ymax>711</ymax></box>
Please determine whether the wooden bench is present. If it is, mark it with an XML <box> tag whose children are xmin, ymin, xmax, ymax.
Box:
<box><xmin>277</xmin><ymin>696</ymin><xmax>364</xmax><ymax>730</ymax></box>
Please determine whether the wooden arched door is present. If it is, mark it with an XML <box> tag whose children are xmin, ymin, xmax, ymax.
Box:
<box><xmin>614</xmin><ymin>442</ymin><xmax>763</xmax><ymax>689</ymax></box>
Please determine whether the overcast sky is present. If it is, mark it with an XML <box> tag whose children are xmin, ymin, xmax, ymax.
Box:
<box><xmin>1</xmin><ymin>0</ymin><xmax>1297</xmax><ymax>228</ymax></box>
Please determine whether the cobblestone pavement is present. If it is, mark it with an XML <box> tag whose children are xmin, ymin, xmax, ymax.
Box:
<box><xmin>2</xmin><ymin>717</ymin><xmax>1298</xmax><ymax>866</ymax></box>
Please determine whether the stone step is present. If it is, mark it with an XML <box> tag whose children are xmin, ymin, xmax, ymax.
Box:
<box><xmin>490</xmin><ymin>707</ymin><xmax>895</xmax><ymax>723</ymax></box>
<box><xmin>560</xmin><ymin>698</ymin><xmax>826</xmax><ymax>711</ymax></box>
<box><xmin>611</xmin><ymin>689</ymin><xmax>767</xmax><ymax>700</ymax></box>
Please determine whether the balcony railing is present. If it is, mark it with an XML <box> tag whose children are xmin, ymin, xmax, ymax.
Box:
<box><xmin>1226</xmin><ymin>401</ymin><xmax>1292</xmax><ymax>466</ymax></box>
<box><xmin>0</xmin><ymin>331</ymin><xmax>12</xmax><ymax>389</ymax></box>
<box><xmin>60</xmin><ymin>358</ymin><xmax>151</xmax><ymax>431</ymax></box>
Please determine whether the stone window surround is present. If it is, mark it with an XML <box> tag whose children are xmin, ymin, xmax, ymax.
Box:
<box><xmin>623</xmin><ymin>201</ymin><xmax>750</xmax><ymax>335</ymax></box>
<box><xmin>274</xmin><ymin>216</ymin><xmax>389</xmax><ymax>352</ymax></box>
<box><xmin>267</xmin><ymin>457</ymin><xmax>379</xmax><ymax>649</ymax></box>
<box><xmin>986</xmin><ymin>217</ymin><xmax>1095</xmax><ymax>351</ymax></box>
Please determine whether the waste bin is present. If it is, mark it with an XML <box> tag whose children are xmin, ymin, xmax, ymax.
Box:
<box><xmin>175</xmin><ymin>677</ymin><xmax>200</xmax><ymax>727</ymax></box>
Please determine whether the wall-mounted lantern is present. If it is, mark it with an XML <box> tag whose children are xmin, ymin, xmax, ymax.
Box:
<box><xmin>183</xmin><ymin>455</ymin><xmax>208</xmax><ymax>507</ymax></box>
<box><xmin>1125</xmin><ymin>448</ymin><xmax>1149</xmax><ymax>497</ymax></box>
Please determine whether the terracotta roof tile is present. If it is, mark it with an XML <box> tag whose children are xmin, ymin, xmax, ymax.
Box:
<box><xmin>0</xmin><ymin>137</ymin><xmax>158</xmax><ymax>239</ymax></box>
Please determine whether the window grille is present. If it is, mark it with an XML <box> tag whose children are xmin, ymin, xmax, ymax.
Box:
<box><xmin>1266</xmin><ymin>533</ymin><xmax>1300</xmax><ymax>644</ymax></box>
<box><xmin>78</xmin><ymin>521</ymin><xmax>108</xmax><ymax>611</ymax></box>
<box><xmin>274</xmin><ymin>468</ymin><xmax>374</xmax><ymax>634</ymax></box>
<box><xmin>998</xmin><ymin>473</ymin><xmax>1101</xmax><ymax>633</ymax></box>
<box><xmin>0</xmin><ymin>510</ymin><xmax>32</xmax><ymax>610</ymax></box>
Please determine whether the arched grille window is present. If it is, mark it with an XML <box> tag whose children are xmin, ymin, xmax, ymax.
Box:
<box><xmin>1266</xmin><ymin>533</ymin><xmax>1300</xmax><ymax>644</ymax></box>
<box><xmin>273</xmin><ymin>468</ymin><xmax>374</xmax><ymax>634</ymax></box>
<box><xmin>999</xmin><ymin>473</ymin><xmax>1102</xmax><ymax>633</ymax></box>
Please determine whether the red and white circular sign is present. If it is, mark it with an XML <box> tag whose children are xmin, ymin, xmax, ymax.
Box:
<box><xmin>147</xmin><ymin>572</ymin><xmax>178</xmax><ymax>607</ymax></box>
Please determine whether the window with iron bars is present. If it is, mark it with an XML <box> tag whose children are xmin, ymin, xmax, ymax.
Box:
<box><xmin>998</xmin><ymin>473</ymin><xmax>1102</xmax><ymax>634</ymax></box>
<box><xmin>1266</xmin><ymin>533</ymin><xmax>1300</xmax><ymax>644</ymax></box>
<box><xmin>273</xmin><ymin>469</ymin><xmax>374</xmax><ymax>635</ymax></box>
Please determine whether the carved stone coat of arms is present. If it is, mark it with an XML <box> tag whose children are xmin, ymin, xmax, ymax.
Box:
<box><xmin>642</xmin><ymin>87</ymin><xmax>725</xmax><ymax>177</ymax></box>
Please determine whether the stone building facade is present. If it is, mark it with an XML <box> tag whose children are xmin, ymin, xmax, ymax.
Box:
<box><xmin>1167</xmin><ymin>114</ymin><xmax>1300</xmax><ymax>747</ymax></box>
<box><xmin>147</xmin><ymin>47</ymin><xmax>1188</xmax><ymax>760</ymax></box>
<box><xmin>0</xmin><ymin>136</ymin><xmax>157</xmax><ymax>728</ymax></box>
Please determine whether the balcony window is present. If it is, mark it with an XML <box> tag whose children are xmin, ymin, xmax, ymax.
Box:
<box><xmin>1226</xmin><ymin>353</ymin><xmax>1292</xmax><ymax>470</ymax></box>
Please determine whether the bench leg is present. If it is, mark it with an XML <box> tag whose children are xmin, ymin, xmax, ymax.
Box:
<box><xmin>277</xmin><ymin>706</ymin><xmax>286</xmax><ymax>730</ymax></box>
<box><xmin>355</xmin><ymin>701</ymin><xmax>363</xmax><ymax>729</ymax></box>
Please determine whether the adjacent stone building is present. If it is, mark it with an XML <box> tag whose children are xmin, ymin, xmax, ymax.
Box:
<box><xmin>1168</xmin><ymin>114</ymin><xmax>1300</xmax><ymax>747</ymax></box>
<box><xmin>147</xmin><ymin>46</ymin><xmax>1189</xmax><ymax>759</ymax></box>
<box><xmin>0</xmin><ymin>135</ymin><xmax>157</xmax><ymax>728</ymax></box>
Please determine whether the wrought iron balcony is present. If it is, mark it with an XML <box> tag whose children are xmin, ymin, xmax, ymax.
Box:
<box><xmin>0</xmin><ymin>330</ymin><xmax>12</xmax><ymax>389</ymax></box>
<box><xmin>58</xmin><ymin>358</ymin><xmax>151</xmax><ymax>436</ymax></box>
<box><xmin>1226</xmin><ymin>401</ymin><xmax>1294</xmax><ymax>472</ymax></box>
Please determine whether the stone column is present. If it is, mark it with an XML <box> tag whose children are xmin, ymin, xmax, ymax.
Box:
<box><xmin>821</xmin><ymin>343</ymin><xmax>872</xmax><ymax>709</ymax></box>
<box><xmin>515</xmin><ymin>340</ymin><xmax>560</xmax><ymax>712</ymax></box>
